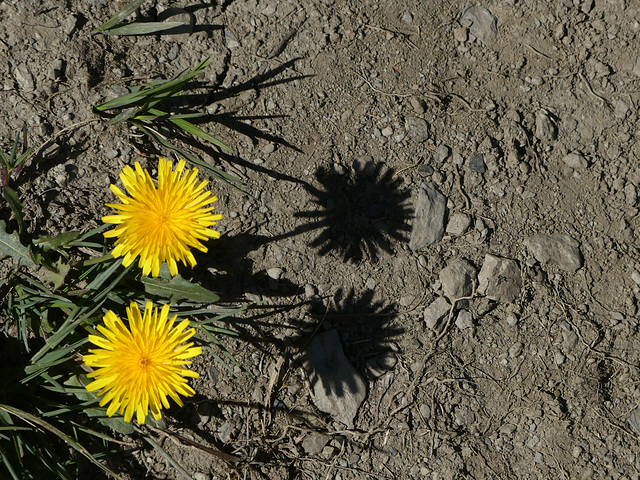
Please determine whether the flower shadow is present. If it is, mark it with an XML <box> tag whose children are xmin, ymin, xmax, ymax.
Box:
<box><xmin>295</xmin><ymin>163</ymin><xmax>413</xmax><ymax>262</ymax></box>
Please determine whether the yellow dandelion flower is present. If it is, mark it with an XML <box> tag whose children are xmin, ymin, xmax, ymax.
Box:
<box><xmin>103</xmin><ymin>157</ymin><xmax>222</xmax><ymax>277</ymax></box>
<box><xmin>83</xmin><ymin>301</ymin><xmax>202</xmax><ymax>424</ymax></box>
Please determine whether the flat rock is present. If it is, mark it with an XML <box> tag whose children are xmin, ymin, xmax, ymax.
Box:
<box><xmin>301</xmin><ymin>432</ymin><xmax>331</xmax><ymax>455</ymax></box>
<box><xmin>405</xmin><ymin>116</ymin><xmax>430</xmax><ymax>142</ymax></box>
<box><xmin>563</xmin><ymin>152</ymin><xmax>588</xmax><ymax>169</ymax></box>
<box><xmin>446</xmin><ymin>212</ymin><xmax>471</xmax><ymax>236</ymax></box>
<box><xmin>305</xmin><ymin>330</ymin><xmax>366</xmax><ymax>428</ymax></box>
<box><xmin>439</xmin><ymin>259</ymin><xmax>476</xmax><ymax>301</ymax></box>
<box><xmin>409</xmin><ymin>182</ymin><xmax>447</xmax><ymax>251</ymax></box>
<box><xmin>460</xmin><ymin>5</ymin><xmax>498</xmax><ymax>45</ymax></box>
<box><xmin>524</xmin><ymin>234</ymin><xmax>583</xmax><ymax>272</ymax></box>
<box><xmin>478</xmin><ymin>254</ymin><xmax>522</xmax><ymax>302</ymax></box>
<box><xmin>535</xmin><ymin>110</ymin><xmax>557</xmax><ymax>141</ymax></box>
<box><xmin>424</xmin><ymin>296</ymin><xmax>451</xmax><ymax>330</ymax></box>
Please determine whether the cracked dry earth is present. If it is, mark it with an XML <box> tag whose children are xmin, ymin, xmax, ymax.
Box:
<box><xmin>2</xmin><ymin>0</ymin><xmax>640</xmax><ymax>479</ymax></box>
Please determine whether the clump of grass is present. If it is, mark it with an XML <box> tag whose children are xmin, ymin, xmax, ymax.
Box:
<box><xmin>0</xmin><ymin>127</ymin><xmax>34</xmax><ymax>235</ymax></box>
<box><xmin>92</xmin><ymin>0</ymin><xmax>188</xmax><ymax>36</ymax></box>
<box><xmin>94</xmin><ymin>58</ymin><xmax>243</xmax><ymax>190</ymax></box>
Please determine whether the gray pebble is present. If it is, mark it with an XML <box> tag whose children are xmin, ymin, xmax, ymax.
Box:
<box><xmin>353</xmin><ymin>155</ymin><xmax>376</xmax><ymax>176</ymax></box>
<box><xmin>439</xmin><ymin>258</ymin><xmax>476</xmax><ymax>301</ymax></box>
<box><xmin>405</xmin><ymin>117</ymin><xmax>430</xmax><ymax>142</ymax></box>
<box><xmin>467</xmin><ymin>154</ymin><xmax>486</xmax><ymax>173</ymax></box>
<box><xmin>14</xmin><ymin>64</ymin><xmax>35</xmax><ymax>92</ymax></box>
<box><xmin>477</xmin><ymin>254</ymin><xmax>522</xmax><ymax>302</ymax></box>
<box><xmin>301</xmin><ymin>432</ymin><xmax>330</xmax><ymax>455</ymax></box>
<box><xmin>524</xmin><ymin>234</ymin><xmax>583</xmax><ymax>272</ymax></box>
<box><xmin>554</xmin><ymin>351</ymin><xmax>566</xmax><ymax>365</ymax></box>
<box><xmin>424</xmin><ymin>296</ymin><xmax>451</xmax><ymax>330</ymax></box>
<box><xmin>446</xmin><ymin>212</ymin><xmax>471</xmax><ymax>236</ymax></box>
<box><xmin>381</xmin><ymin>126</ymin><xmax>394</xmax><ymax>137</ymax></box>
<box><xmin>409</xmin><ymin>182</ymin><xmax>447</xmax><ymax>251</ymax></box>
<box><xmin>455</xmin><ymin>309</ymin><xmax>474</xmax><ymax>330</ymax></box>
<box><xmin>262</xmin><ymin>143</ymin><xmax>275</xmax><ymax>154</ymax></box>
<box><xmin>509</xmin><ymin>343</ymin><xmax>523</xmax><ymax>358</ymax></box>
<box><xmin>460</xmin><ymin>5</ymin><xmax>498</xmax><ymax>45</ymax></box>
<box><xmin>563</xmin><ymin>152</ymin><xmax>588</xmax><ymax>169</ymax></box>
<box><xmin>267</xmin><ymin>267</ymin><xmax>283</xmax><ymax>280</ymax></box>
<box><xmin>535</xmin><ymin>110</ymin><xmax>557</xmax><ymax>141</ymax></box>
<box><xmin>435</xmin><ymin>144</ymin><xmax>451</xmax><ymax>163</ymax></box>
<box><xmin>409</xmin><ymin>96</ymin><xmax>427</xmax><ymax>114</ymax></box>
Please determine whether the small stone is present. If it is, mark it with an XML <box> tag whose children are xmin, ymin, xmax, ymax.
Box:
<box><xmin>506</xmin><ymin>313</ymin><xmax>518</xmax><ymax>326</ymax></box>
<box><xmin>562</xmin><ymin>329</ymin><xmax>578</xmax><ymax>353</ymax></box>
<box><xmin>627</xmin><ymin>406</ymin><xmax>640</xmax><ymax>435</ymax></box>
<box><xmin>439</xmin><ymin>259</ymin><xmax>476</xmax><ymax>301</ymax></box>
<box><xmin>267</xmin><ymin>267</ymin><xmax>283</xmax><ymax>280</ymax></box>
<box><xmin>524</xmin><ymin>234</ymin><xmax>583</xmax><ymax>272</ymax></box>
<box><xmin>301</xmin><ymin>432</ymin><xmax>330</xmax><ymax>455</ymax></box>
<box><xmin>563</xmin><ymin>152</ymin><xmax>588</xmax><ymax>169</ymax></box>
<box><xmin>624</xmin><ymin>183</ymin><xmax>637</xmax><ymax>205</ymax></box>
<box><xmin>305</xmin><ymin>330</ymin><xmax>366</xmax><ymax>428</ymax></box>
<box><xmin>554</xmin><ymin>351</ymin><xmax>566</xmax><ymax>365</ymax></box>
<box><xmin>193</xmin><ymin>473</ymin><xmax>208</xmax><ymax>480</ymax></box>
<box><xmin>535</xmin><ymin>110</ymin><xmax>557</xmax><ymax>141</ymax></box>
<box><xmin>366</xmin><ymin>352</ymin><xmax>398</xmax><ymax>378</ymax></box>
<box><xmin>467</xmin><ymin>154</ymin><xmax>486</xmax><ymax>173</ymax></box>
<box><xmin>409</xmin><ymin>182</ymin><xmax>447</xmax><ymax>251</ymax></box>
<box><xmin>446</xmin><ymin>212</ymin><xmax>471</xmax><ymax>236</ymax></box>
<box><xmin>453</xmin><ymin>26</ymin><xmax>468</xmax><ymax>43</ymax></box>
<box><xmin>402</xmin><ymin>13</ymin><xmax>413</xmax><ymax>23</ymax></box>
<box><xmin>218</xmin><ymin>421</ymin><xmax>238</xmax><ymax>443</ymax></box>
<box><xmin>262</xmin><ymin>143</ymin><xmax>275</xmax><ymax>154</ymax></box>
<box><xmin>304</xmin><ymin>284</ymin><xmax>317</xmax><ymax>298</ymax></box>
<box><xmin>381</xmin><ymin>126</ymin><xmax>394</xmax><ymax>137</ymax></box>
<box><xmin>509</xmin><ymin>343</ymin><xmax>523</xmax><ymax>358</ymax></box>
<box><xmin>409</xmin><ymin>96</ymin><xmax>427</xmax><ymax>114</ymax></box>
<box><xmin>455</xmin><ymin>309</ymin><xmax>474</xmax><ymax>330</ymax></box>
<box><xmin>460</xmin><ymin>5</ymin><xmax>498</xmax><ymax>45</ymax></box>
<box><xmin>405</xmin><ymin>117</ymin><xmax>430</xmax><ymax>142</ymax></box>
<box><xmin>14</xmin><ymin>64</ymin><xmax>35</xmax><ymax>92</ymax></box>
<box><xmin>424</xmin><ymin>296</ymin><xmax>451</xmax><ymax>330</ymax></box>
<box><xmin>435</xmin><ymin>144</ymin><xmax>451</xmax><ymax>163</ymax></box>
<box><xmin>477</xmin><ymin>254</ymin><xmax>522</xmax><ymax>302</ymax></box>
<box><xmin>353</xmin><ymin>155</ymin><xmax>376</xmax><ymax>176</ymax></box>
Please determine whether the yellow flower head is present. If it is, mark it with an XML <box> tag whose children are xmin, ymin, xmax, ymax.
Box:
<box><xmin>103</xmin><ymin>158</ymin><xmax>222</xmax><ymax>277</ymax></box>
<box><xmin>83</xmin><ymin>301</ymin><xmax>202</xmax><ymax>424</ymax></box>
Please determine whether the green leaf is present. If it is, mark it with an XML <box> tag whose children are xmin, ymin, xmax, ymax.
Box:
<box><xmin>2</xmin><ymin>186</ymin><xmax>26</xmax><ymax>235</ymax></box>
<box><xmin>33</xmin><ymin>231</ymin><xmax>81</xmax><ymax>252</ymax></box>
<box><xmin>93</xmin><ymin>0</ymin><xmax>146</xmax><ymax>33</ymax></box>
<box><xmin>100</xmin><ymin>21</ymin><xmax>187</xmax><ymax>36</ymax></box>
<box><xmin>142</xmin><ymin>274</ymin><xmax>220</xmax><ymax>304</ymax></box>
<box><xmin>0</xmin><ymin>220</ymin><xmax>35</xmax><ymax>268</ymax></box>
<box><xmin>169</xmin><ymin>117</ymin><xmax>232</xmax><ymax>153</ymax></box>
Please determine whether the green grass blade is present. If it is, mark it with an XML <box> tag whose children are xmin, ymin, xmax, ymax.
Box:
<box><xmin>137</xmin><ymin>428</ymin><xmax>194</xmax><ymax>480</ymax></box>
<box><xmin>0</xmin><ymin>445</ymin><xmax>20</xmax><ymax>480</ymax></box>
<box><xmin>168</xmin><ymin>117</ymin><xmax>232</xmax><ymax>153</ymax></box>
<box><xmin>93</xmin><ymin>0</ymin><xmax>145</xmax><ymax>33</ymax></box>
<box><xmin>101</xmin><ymin>21</ymin><xmax>186</xmax><ymax>36</ymax></box>
<box><xmin>95</xmin><ymin>58</ymin><xmax>211</xmax><ymax>111</ymax></box>
<box><xmin>0</xmin><ymin>405</ymin><xmax>121</xmax><ymax>479</ymax></box>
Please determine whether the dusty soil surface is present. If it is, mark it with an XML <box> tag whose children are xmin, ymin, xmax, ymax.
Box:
<box><xmin>2</xmin><ymin>0</ymin><xmax>640</xmax><ymax>478</ymax></box>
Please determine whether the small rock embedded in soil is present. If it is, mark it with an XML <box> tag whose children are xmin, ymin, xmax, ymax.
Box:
<box><xmin>524</xmin><ymin>234</ymin><xmax>583</xmax><ymax>272</ymax></box>
<box><xmin>535</xmin><ymin>110</ymin><xmax>557</xmax><ymax>141</ymax></box>
<box><xmin>460</xmin><ymin>5</ymin><xmax>498</xmax><ymax>45</ymax></box>
<box><xmin>14</xmin><ymin>64</ymin><xmax>35</xmax><ymax>92</ymax></box>
<box><xmin>405</xmin><ymin>116</ymin><xmax>430</xmax><ymax>142</ymax></box>
<box><xmin>563</xmin><ymin>152</ymin><xmax>588</xmax><ymax>169</ymax></box>
<box><xmin>455</xmin><ymin>309</ymin><xmax>474</xmax><ymax>330</ymax></box>
<box><xmin>301</xmin><ymin>432</ymin><xmax>330</xmax><ymax>455</ymax></box>
<box><xmin>439</xmin><ymin>258</ymin><xmax>476</xmax><ymax>301</ymax></box>
<box><xmin>305</xmin><ymin>330</ymin><xmax>366</xmax><ymax>428</ymax></box>
<box><xmin>424</xmin><ymin>296</ymin><xmax>451</xmax><ymax>330</ymax></box>
<box><xmin>446</xmin><ymin>212</ymin><xmax>471</xmax><ymax>236</ymax></box>
<box><xmin>409</xmin><ymin>182</ymin><xmax>447</xmax><ymax>251</ymax></box>
<box><xmin>477</xmin><ymin>254</ymin><xmax>522</xmax><ymax>302</ymax></box>
<box><xmin>467</xmin><ymin>154</ymin><xmax>486</xmax><ymax>173</ymax></box>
